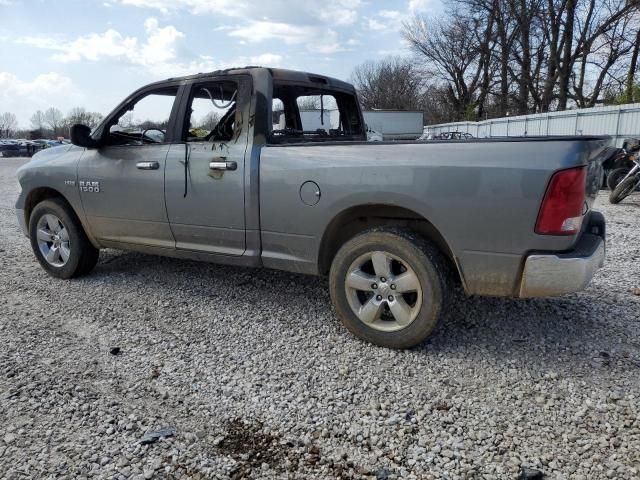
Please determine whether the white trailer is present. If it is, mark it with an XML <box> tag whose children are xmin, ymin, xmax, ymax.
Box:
<box><xmin>362</xmin><ymin>110</ymin><xmax>424</xmax><ymax>141</ymax></box>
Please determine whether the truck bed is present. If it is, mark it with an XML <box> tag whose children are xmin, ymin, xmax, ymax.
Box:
<box><xmin>258</xmin><ymin>136</ymin><xmax>609</xmax><ymax>296</ymax></box>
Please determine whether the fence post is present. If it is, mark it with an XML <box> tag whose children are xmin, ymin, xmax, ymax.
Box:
<box><xmin>614</xmin><ymin>107</ymin><xmax>622</xmax><ymax>146</ymax></box>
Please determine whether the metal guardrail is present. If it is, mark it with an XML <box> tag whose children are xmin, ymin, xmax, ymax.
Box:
<box><xmin>424</xmin><ymin>103</ymin><xmax>640</xmax><ymax>147</ymax></box>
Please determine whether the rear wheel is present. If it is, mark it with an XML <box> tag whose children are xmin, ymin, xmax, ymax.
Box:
<box><xmin>29</xmin><ymin>198</ymin><xmax>99</xmax><ymax>279</ymax></box>
<box><xmin>609</xmin><ymin>175</ymin><xmax>639</xmax><ymax>204</ymax></box>
<box><xmin>329</xmin><ymin>228</ymin><xmax>448</xmax><ymax>349</ymax></box>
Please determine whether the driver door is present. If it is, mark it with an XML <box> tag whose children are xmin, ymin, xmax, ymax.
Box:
<box><xmin>78</xmin><ymin>85</ymin><xmax>182</xmax><ymax>248</ymax></box>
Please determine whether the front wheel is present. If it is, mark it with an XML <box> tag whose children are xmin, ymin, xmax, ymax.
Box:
<box><xmin>607</xmin><ymin>167</ymin><xmax>630</xmax><ymax>191</ymax></box>
<box><xmin>29</xmin><ymin>198</ymin><xmax>99</xmax><ymax>279</ymax></box>
<box><xmin>329</xmin><ymin>228</ymin><xmax>449</xmax><ymax>349</ymax></box>
<box><xmin>609</xmin><ymin>175</ymin><xmax>639</xmax><ymax>204</ymax></box>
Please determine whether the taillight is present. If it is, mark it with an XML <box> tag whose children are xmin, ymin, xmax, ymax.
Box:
<box><xmin>535</xmin><ymin>166</ymin><xmax>587</xmax><ymax>235</ymax></box>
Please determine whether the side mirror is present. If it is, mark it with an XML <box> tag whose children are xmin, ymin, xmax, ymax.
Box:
<box><xmin>70</xmin><ymin>124</ymin><xmax>98</xmax><ymax>148</ymax></box>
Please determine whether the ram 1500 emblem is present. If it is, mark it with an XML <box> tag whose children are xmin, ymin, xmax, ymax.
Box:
<box><xmin>79</xmin><ymin>181</ymin><xmax>100</xmax><ymax>193</ymax></box>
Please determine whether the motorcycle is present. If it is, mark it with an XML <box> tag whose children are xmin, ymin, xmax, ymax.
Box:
<box><xmin>609</xmin><ymin>154</ymin><xmax>640</xmax><ymax>204</ymax></box>
<box><xmin>605</xmin><ymin>137</ymin><xmax>640</xmax><ymax>190</ymax></box>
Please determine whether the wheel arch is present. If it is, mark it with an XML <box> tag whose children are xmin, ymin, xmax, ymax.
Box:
<box><xmin>317</xmin><ymin>204</ymin><xmax>463</xmax><ymax>286</ymax></box>
<box><xmin>23</xmin><ymin>187</ymin><xmax>99</xmax><ymax>248</ymax></box>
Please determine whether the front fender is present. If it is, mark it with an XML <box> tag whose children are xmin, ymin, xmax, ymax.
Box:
<box><xmin>15</xmin><ymin>146</ymin><xmax>99</xmax><ymax>247</ymax></box>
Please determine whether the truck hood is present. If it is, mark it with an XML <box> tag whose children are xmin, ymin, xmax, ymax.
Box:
<box><xmin>16</xmin><ymin>144</ymin><xmax>85</xmax><ymax>185</ymax></box>
<box><xmin>27</xmin><ymin>144</ymin><xmax>79</xmax><ymax>166</ymax></box>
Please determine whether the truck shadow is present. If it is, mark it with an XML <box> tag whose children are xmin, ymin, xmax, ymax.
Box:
<box><xmin>93</xmin><ymin>249</ymin><xmax>639</xmax><ymax>374</ymax></box>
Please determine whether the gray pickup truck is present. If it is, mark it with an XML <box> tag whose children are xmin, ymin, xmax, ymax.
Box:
<box><xmin>16</xmin><ymin>67</ymin><xmax>608</xmax><ymax>348</ymax></box>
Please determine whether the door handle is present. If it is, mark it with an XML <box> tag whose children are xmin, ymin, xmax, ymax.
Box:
<box><xmin>136</xmin><ymin>161</ymin><xmax>159</xmax><ymax>170</ymax></box>
<box><xmin>209</xmin><ymin>160</ymin><xmax>237</xmax><ymax>171</ymax></box>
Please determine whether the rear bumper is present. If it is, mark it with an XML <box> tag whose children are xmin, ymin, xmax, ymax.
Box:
<box><xmin>518</xmin><ymin>213</ymin><xmax>606</xmax><ymax>298</ymax></box>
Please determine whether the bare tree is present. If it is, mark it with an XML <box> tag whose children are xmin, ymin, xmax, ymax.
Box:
<box><xmin>625</xmin><ymin>27</ymin><xmax>640</xmax><ymax>103</ymax></box>
<box><xmin>66</xmin><ymin>107</ymin><xmax>104</xmax><ymax>128</ymax></box>
<box><xmin>351</xmin><ymin>57</ymin><xmax>425</xmax><ymax>111</ymax></box>
<box><xmin>402</xmin><ymin>13</ymin><xmax>494</xmax><ymax>120</ymax></box>
<box><xmin>198</xmin><ymin>111</ymin><xmax>221</xmax><ymax>130</ymax></box>
<box><xmin>404</xmin><ymin>0</ymin><xmax>640</xmax><ymax>122</ymax></box>
<box><xmin>43</xmin><ymin>107</ymin><xmax>64</xmax><ymax>137</ymax></box>
<box><xmin>30</xmin><ymin>110</ymin><xmax>46</xmax><ymax>131</ymax></box>
<box><xmin>0</xmin><ymin>112</ymin><xmax>18</xmax><ymax>138</ymax></box>
<box><xmin>297</xmin><ymin>96</ymin><xmax>321</xmax><ymax>110</ymax></box>
<box><xmin>568</xmin><ymin>0</ymin><xmax>640</xmax><ymax>108</ymax></box>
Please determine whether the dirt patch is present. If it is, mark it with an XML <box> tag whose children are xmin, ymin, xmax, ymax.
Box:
<box><xmin>216</xmin><ymin>418</ymin><xmax>373</xmax><ymax>478</ymax></box>
<box><xmin>217</xmin><ymin>419</ymin><xmax>289</xmax><ymax>478</ymax></box>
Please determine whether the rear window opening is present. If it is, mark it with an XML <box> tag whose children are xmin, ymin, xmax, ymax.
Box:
<box><xmin>269</xmin><ymin>84</ymin><xmax>364</xmax><ymax>144</ymax></box>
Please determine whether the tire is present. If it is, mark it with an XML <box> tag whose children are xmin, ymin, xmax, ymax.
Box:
<box><xmin>607</xmin><ymin>167</ymin><xmax>630</xmax><ymax>191</ymax></box>
<box><xmin>609</xmin><ymin>175</ymin><xmax>639</xmax><ymax>204</ymax></box>
<box><xmin>29</xmin><ymin>198</ymin><xmax>99</xmax><ymax>279</ymax></box>
<box><xmin>329</xmin><ymin>228</ymin><xmax>449</xmax><ymax>349</ymax></box>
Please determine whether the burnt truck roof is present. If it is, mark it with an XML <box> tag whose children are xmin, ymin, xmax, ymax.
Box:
<box><xmin>165</xmin><ymin>66</ymin><xmax>356</xmax><ymax>93</ymax></box>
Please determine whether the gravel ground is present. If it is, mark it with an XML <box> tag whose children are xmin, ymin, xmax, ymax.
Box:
<box><xmin>0</xmin><ymin>156</ymin><xmax>639</xmax><ymax>480</ymax></box>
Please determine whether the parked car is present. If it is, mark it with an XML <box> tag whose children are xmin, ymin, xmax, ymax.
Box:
<box><xmin>0</xmin><ymin>140</ymin><xmax>20</xmax><ymax>157</ymax></box>
<box><xmin>16</xmin><ymin>67</ymin><xmax>608</xmax><ymax>348</ymax></box>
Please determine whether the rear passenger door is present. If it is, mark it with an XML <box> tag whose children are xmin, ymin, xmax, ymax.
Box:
<box><xmin>164</xmin><ymin>76</ymin><xmax>250</xmax><ymax>255</ymax></box>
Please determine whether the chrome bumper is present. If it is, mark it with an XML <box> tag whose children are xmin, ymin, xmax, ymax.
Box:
<box><xmin>16</xmin><ymin>208</ymin><xmax>28</xmax><ymax>237</ymax></box>
<box><xmin>519</xmin><ymin>233</ymin><xmax>605</xmax><ymax>298</ymax></box>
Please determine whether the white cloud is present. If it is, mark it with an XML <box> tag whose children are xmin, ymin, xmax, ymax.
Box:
<box><xmin>113</xmin><ymin>0</ymin><xmax>362</xmax><ymax>25</ymax></box>
<box><xmin>367</xmin><ymin>19</ymin><xmax>387</xmax><ymax>31</ymax></box>
<box><xmin>365</xmin><ymin>0</ymin><xmax>439</xmax><ymax>34</ymax></box>
<box><xmin>248</xmin><ymin>53</ymin><xmax>284</xmax><ymax>65</ymax></box>
<box><xmin>228</xmin><ymin>20</ymin><xmax>343</xmax><ymax>54</ymax></box>
<box><xmin>139</xmin><ymin>17</ymin><xmax>184</xmax><ymax>66</ymax></box>
<box><xmin>408</xmin><ymin>0</ymin><xmax>436</xmax><ymax>12</ymax></box>
<box><xmin>16</xmin><ymin>17</ymin><xmax>286</xmax><ymax>78</ymax></box>
<box><xmin>229</xmin><ymin>21</ymin><xmax>315</xmax><ymax>45</ymax></box>
<box><xmin>117</xmin><ymin>0</ymin><xmax>242</xmax><ymax>16</ymax></box>
<box><xmin>146</xmin><ymin>52</ymin><xmax>285</xmax><ymax>77</ymax></box>
<box><xmin>17</xmin><ymin>17</ymin><xmax>183</xmax><ymax>69</ymax></box>
<box><xmin>316</xmin><ymin>0</ymin><xmax>362</xmax><ymax>26</ymax></box>
<box><xmin>0</xmin><ymin>72</ymin><xmax>82</xmax><ymax>126</ymax></box>
<box><xmin>107</xmin><ymin>0</ymin><xmax>363</xmax><ymax>56</ymax></box>
<box><xmin>380</xmin><ymin>10</ymin><xmax>403</xmax><ymax>20</ymax></box>
<box><xmin>0</xmin><ymin>71</ymin><xmax>74</xmax><ymax>97</ymax></box>
<box><xmin>55</xmin><ymin>31</ymin><xmax>138</xmax><ymax>62</ymax></box>
<box><xmin>366</xmin><ymin>10</ymin><xmax>405</xmax><ymax>32</ymax></box>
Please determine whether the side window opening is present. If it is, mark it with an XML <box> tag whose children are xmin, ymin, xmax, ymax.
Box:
<box><xmin>108</xmin><ymin>87</ymin><xmax>178</xmax><ymax>146</ymax></box>
<box><xmin>272</xmin><ymin>98</ymin><xmax>285</xmax><ymax>131</ymax></box>
<box><xmin>185</xmin><ymin>81</ymin><xmax>238</xmax><ymax>143</ymax></box>
<box><xmin>296</xmin><ymin>95</ymin><xmax>339</xmax><ymax>134</ymax></box>
<box><xmin>270</xmin><ymin>84</ymin><xmax>364</xmax><ymax>144</ymax></box>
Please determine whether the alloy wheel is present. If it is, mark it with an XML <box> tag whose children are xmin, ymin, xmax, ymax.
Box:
<box><xmin>344</xmin><ymin>250</ymin><xmax>423</xmax><ymax>332</ymax></box>
<box><xmin>36</xmin><ymin>213</ymin><xmax>71</xmax><ymax>267</ymax></box>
